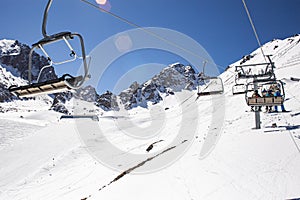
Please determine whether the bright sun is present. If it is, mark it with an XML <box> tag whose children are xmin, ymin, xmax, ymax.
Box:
<box><xmin>95</xmin><ymin>0</ymin><xmax>107</xmax><ymax>5</ymax></box>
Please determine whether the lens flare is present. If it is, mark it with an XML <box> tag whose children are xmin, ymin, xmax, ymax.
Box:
<box><xmin>95</xmin><ymin>0</ymin><xmax>107</xmax><ymax>5</ymax></box>
<box><xmin>114</xmin><ymin>34</ymin><xmax>133</xmax><ymax>53</ymax></box>
<box><xmin>95</xmin><ymin>0</ymin><xmax>112</xmax><ymax>11</ymax></box>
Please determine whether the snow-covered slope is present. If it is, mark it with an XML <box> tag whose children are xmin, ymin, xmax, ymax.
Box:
<box><xmin>1</xmin><ymin>34</ymin><xmax>300</xmax><ymax>200</ymax></box>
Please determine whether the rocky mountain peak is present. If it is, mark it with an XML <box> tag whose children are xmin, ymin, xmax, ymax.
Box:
<box><xmin>117</xmin><ymin>63</ymin><xmax>199</xmax><ymax>110</ymax></box>
<box><xmin>0</xmin><ymin>39</ymin><xmax>56</xmax><ymax>82</ymax></box>
<box><xmin>0</xmin><ymin>39</ymin><xmax>200</xmax><ymax>112</ymax></box>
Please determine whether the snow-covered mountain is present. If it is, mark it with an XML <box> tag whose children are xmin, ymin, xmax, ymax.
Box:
<box><xmin>0</xmin><ymin>39</ymin><xmax>57</xmax><ymax>104</ymax></box>
<box><xmin>0</xmin><ymin>39</ymin><xmax>20</xmax><ymax>57</ymax></box>
<box><xmin>0</xmin><ymin>39</ymin><xmax>56</xmax><ymax>82</ymax></box>
<box><xmin>119</xmin><ymin>63</ymin><xmax>198</xmax><ymax>109</ymax></box>
<box><xmin>49</xmin><ymin>62</ymin><xmax>200</xmax><ymax>112</ymax></box>
<box><xmin>0</xmin><ymin>34</ymin><xmax>300</xmax><ymax>200</ymax></box>
<box><xmin>0</xmin><ymin>39</ymin><xmax>200</xmax><ymax>113</ymax></box>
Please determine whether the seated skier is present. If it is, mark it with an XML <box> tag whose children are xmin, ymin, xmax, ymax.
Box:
<box><xmin>265</xmin><ymin>89</ymin><xmax>274</xmax><ymax>112</ymax></box>
<box><xmin>251</xmin><ymin>90</ymin><xmax>262</xmax><ymax>112</ymax></box>
<box><xmin>274</xmin><ymin>89</ymin><xmax>287</xmax><ymax>112</ymax></box>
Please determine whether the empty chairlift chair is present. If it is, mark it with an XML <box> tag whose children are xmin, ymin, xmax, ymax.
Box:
<box><xmin>196</xmin><ymin>61</ymin><xmax>224</xmax><ymax>96</ymax></box>
<box><xmin>232</xmin><ymin>55</ymin><xmax>276</xmax><ymax>95</ymax></box>
<box><xmin>232</xmin><ymin>84</ymin><xmax>247</xmax><ymax>95</ymax></box>
<box><xmin>232</xmin><ymin>82</ymin><xmax>255</xmax><ymax>95</ymax></box>
<box><xmin>9</xmin><ymin>0</ymin><xmax>90</xmax><ymax>98</ymax></box>
<box><xmin>197</xmin><ymin>76</ymin><xmax>224</xmax><ymax>96</ymax></box>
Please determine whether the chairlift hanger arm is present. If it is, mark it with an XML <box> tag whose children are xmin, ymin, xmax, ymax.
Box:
<box><xmin>9</xmin><ymin>0</ymin><xmax>90</xmax><ymax>98</ymax></box>
<box><xmin>42</xmin><ymin>0</ymin><xmax>53</xmax><ymax>38</ymax></box>
<box><xmin>28</xmin><ymin>0</ymin><xmax>89</xmax><ymax>89</ymax></box>
<box><xmin>28</xmin><ymin>32</ymin><xmax>89</xmax><ymax>86</ymax></box>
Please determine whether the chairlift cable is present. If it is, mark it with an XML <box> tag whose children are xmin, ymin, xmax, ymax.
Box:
<box><xmin>241</xmin><ymin>0</ymin><xmax>267</xmax><ymax>62</ymax></box>
<box><xmin>80</xmin><ymin>0</ymin><xmax>224</xmax><ymax>73</ymax></box>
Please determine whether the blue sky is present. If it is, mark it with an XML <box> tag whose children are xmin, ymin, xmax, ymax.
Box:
<box><xmin>0</xmin><ymin>0</ymin><xmax>299</xmax><ymax>93</ymax></box>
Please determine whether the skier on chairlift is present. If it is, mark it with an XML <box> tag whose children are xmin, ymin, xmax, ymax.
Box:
<box><xmin>265</xmin><ymin>89</ymin><xmax>274</xmax><ymax>112</ymax></box>
<box><xmin>274</xmin><ymin>89</ymin><xmax>287</xmax><ymax>112</ymax></box>
<box><xmin>251</xmin><ymin>90</ymin><xmax>262</xmax><ymax>112</ymax></box>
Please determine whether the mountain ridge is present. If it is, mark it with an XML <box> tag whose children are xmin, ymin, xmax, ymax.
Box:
<box><xmin>0</xmin><ymin>34</ymin><xmax>299</xmax><ymax>113</ymax></box>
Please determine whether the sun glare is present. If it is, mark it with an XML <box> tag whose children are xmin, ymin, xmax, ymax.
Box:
<box><xmin>96</xmin><ymin>0</ymin><xmax>107</xmax><ymax>5</ymax></box>
<box><xmin>96</xmin><ymin>0</ymin><xmax>111</xmax><ymax>11</ymax></box>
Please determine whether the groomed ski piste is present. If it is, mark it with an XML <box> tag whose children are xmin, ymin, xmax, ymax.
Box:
<box><xmin>1</xmin><ymin>34</ymin><xmax>300</xmax><ymax>200</ymax></box>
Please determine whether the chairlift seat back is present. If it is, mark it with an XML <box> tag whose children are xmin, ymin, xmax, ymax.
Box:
<box><xmin>9</xmin><ymin>74</ymin><xmax>82</xmax><ymax>98</ymax></box>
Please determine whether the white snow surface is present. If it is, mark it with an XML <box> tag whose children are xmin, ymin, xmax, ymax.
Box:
<box><xmin>1</xmin><ymin>34</ymin><xmax>300</xmax><ymax>200</ymax></box>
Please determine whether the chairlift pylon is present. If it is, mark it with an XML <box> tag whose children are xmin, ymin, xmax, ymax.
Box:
<box><xmin>197</xmin><ymin>61</ymin><xmax>224</xmax><ymax>96</ymax></box>
<box><xmin>9</xmin><ymin>0</ymin><xmax>90</xmax><ymax>98</ymax></box>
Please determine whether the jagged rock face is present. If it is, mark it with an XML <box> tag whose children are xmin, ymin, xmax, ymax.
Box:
<box><xmin>97</xmin><ymin>63</ymin><xmax>199</xmax><ymax>110</ymax></box>
<box><xmin>152</xmin><ymin>63</ymin><xmax>198</xmax><ymax>91</ymax></box>
<box><xmin>0</xmin><ymin>83</ymin><xmax>15</xmax><ymax>102</ymax></box>
<box><xmin>0</xmin><ymin>39</ymin><xmax>59</xmax><ymax>104</ymax></box>
<box><xmin>117</xmin><ymin>63</ymin><xmax>198</xmax><ymax>110</ymax></box>
<box><xmin>51</xmin><ymin>85</ymin><xmax>102</xmax><ymax>114</ymax></box>
<box><xmin>95</xmin><ymin>91</ymin><xmax>119</xmax><ymax>111</ymax></box>
<box><xmin>50</xmin><ymin>92</ymin><xmax>73</xmax><ymax>114</ymax></box>
<box><xmin>119</xmin><ymin>80</ymin><xmax>162</xmax><ymax>109</ymax></box>
<box><xmin>74</xmin><ymin>85</ymin><xmax>97</xmax><ymax>102</ymax></box>
<box><xmin>0</xmin><ymin>40</ymin><xmax>57</xmax><ymax>82</ymax></box>
<box><xmin>125</xmin><ymin>81</ymin><xmax>162</xmax><ymax>109</ymax></box>
<box><xmin>119</xmin><ymin>81</ymin><xmax>139</xmax><ymax>109</ymax></box>
<box><xmin>0</xmin><ymin>40</ymin><xmax>20</xmax><ymax>57</ymax></box>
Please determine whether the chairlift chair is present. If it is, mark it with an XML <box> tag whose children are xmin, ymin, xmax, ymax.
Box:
<box><xmin>9</xmin><ymin>0</ymin><xmax>90</xmax><ymax>98</ymax></box>
<box><xmin>245</xmin><ymin>80</ymin><xmax>285</xmax><ymax>106</ymax></box>
<box><xmin>197</xmin><ymin>76</ymin><xmax>224</xmax><ymax>96</ymax></box>
<box><xmin>196</xmin><ymin>61</ymin><xmax>224</xmax><ymax>96</ymax></box>
<box><xmin>232</xmin><ymin>84</ymin><xmax>246</xmax><ymax>95</ymax></box>
<box><xmin>232</xmin><ymin>81</ymin><xmax>256</xmax><ymax>95</ymax></box>
<box><xmin>234</xmin><ymin>55</ymin><xmax>276</xmax><ymax>82</ymax></box>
